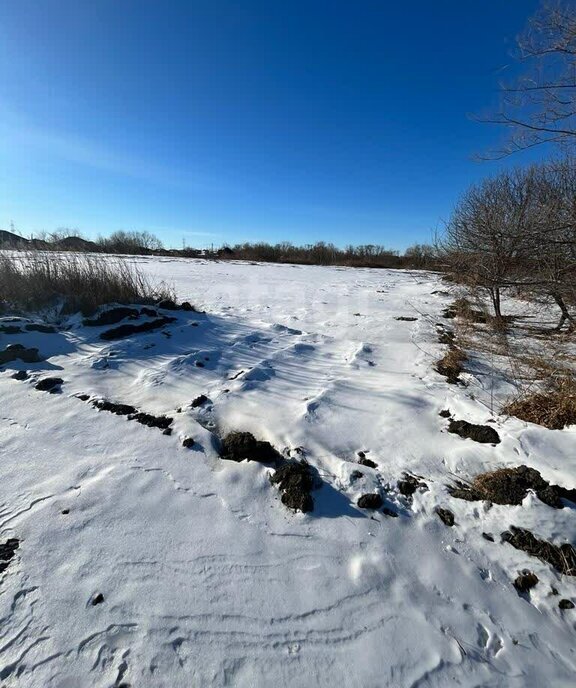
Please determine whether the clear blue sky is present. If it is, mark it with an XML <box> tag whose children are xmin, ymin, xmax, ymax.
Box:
<box><xmin>0</xmin><ymin>0</ymin><xmax>544</xmax><ymax>250</ymax></box>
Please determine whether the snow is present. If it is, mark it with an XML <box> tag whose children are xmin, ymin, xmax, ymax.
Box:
<box><xmin>0</xmin><ymin>258</ymin><xmax>575</xmax><ymax>687</ymax></box>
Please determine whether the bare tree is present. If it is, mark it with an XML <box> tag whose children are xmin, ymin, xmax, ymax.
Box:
<box><xmin>530</xmin><ymin>158</ymin><xmax>576</xmax><ymax>329</ymax></box>
<box><xmin>481</xmin><ymin>1</ymin><xmax>576</xmax><ymax>157</ymax></box>
<box><xmin>440</xmin><ymin>168</ymin><xmax>542</xmax><ymax>319</ymax></box>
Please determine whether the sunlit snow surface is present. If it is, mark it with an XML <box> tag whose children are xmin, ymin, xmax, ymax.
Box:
<box><xmin>0</xmin><ymin>258</ymin><xmax>575</xmax><ymax>687</ymax></box>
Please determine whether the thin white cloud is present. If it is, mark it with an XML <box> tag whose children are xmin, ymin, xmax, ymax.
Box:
<box><xmin>0</xmin><ymin>109</ymin><xmax>212</xmax><ymax>191</ymax></box>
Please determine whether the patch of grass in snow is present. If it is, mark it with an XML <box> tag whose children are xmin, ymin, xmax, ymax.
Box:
<box><xmin>0</xmin><ymin>250</ymin><xmax>173</xmax><ymax>315</ymax></box>
<box><xmin>503</xmin><ymin>375</ymin><xmax>576</xmax><ymax>430</ymax></box>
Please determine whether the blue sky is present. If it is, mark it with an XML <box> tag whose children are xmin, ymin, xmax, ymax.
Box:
<box><xmin>0</xmin><ymin>0</ymin><xmax>544</xmax><ymax>250</ymax></box>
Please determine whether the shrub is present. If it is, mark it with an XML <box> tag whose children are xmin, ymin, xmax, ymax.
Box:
<box><xmin>503</xmin><ymin>376</ymin><xmax>576</xmax><ymax>429</ymax></box>
<box><xmin>0</xmin><ymin>251</ymin><xmax>173</xmax><ymax>315</ymax></box>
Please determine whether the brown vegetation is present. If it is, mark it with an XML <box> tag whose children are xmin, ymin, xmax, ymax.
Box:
<box><xmin>503</xmin><ymin>376</ymin><xmax>576</xmax><ymax>429</ymax></box>
<box><xmin>0</xmin><ymin>251</ymin><xmax>172</xmax><ymax>315</ymax></box>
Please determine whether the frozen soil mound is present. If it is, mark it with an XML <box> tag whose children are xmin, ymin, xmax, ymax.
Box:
<box><xmin>220</xmin><ymin>431</ymin><xmax>282</xmax><ymax>464</ymax></box>
<box><xmin>270</xmin><ymin>461</ymin><xmax>315</xmax><ymax>513</ymax></box>
<box><xmin>449</xmin><ymin>465</ymin><xmax>576</xmax><ymax>508</ymax></box>
<box><xmin>447</xmin><ymin>418</ymin><xmax>501</xmax><ymax>444</ymax></box>
<box><xmin>0</xmin><ymin>538</ymin><xmax>19</xmax><ymax>574</ymax></box>
<box><xmin>100</xmin><ymin>315</ymin><xmax>176</xmax><ymax>340</ymax></box>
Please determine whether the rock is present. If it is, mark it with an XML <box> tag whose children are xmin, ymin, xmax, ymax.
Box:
<box><xmin>0</xmin><ymin>345</ymin><xmax>42</xmax><ymax>365</ymax></box>
<box><xmin>61</xmin><ymin>509</ymin><xmax>70</xmax><ymax>515</ymax></box>
<box><xmin>449</xmin><ymin>465</ymin><xmax>573</xmax><ymax>508</ymax></box>
<box><xmin>11</xmin><ymin>370</ymin><xmax>29</xmax><ymax>380</ymax></box>
<box><xmin>382</xmin><ymin>507</ymin><xmax>398</xmax><ymax>517</ymax></box>
<box><xmin>100</xmin><ymin>316</ymin><xmax>176</xmax><ymax>341</ymax></box>
<box><xmin>502</xmin><ymin>526</ymin><xmax>576</xmax><ymax>576</ymax></box>
<box><xmin>77</xmin><ymin>394</ymin><xmax>90</xmax><ymax>401</ymax></box>
<box><xmin>271</xmin><ymin>461</ymin><xmax>315</xmax><ymax>513</ymax></box>
<box><xmin>435</xmin><ymin>507</ymin><xmax>455</xmax><ymax>526</ymax></box>
<box><xmin>447</xmin><ymin>419</ymin><xmax>500</xmax><ymax>444</ymax></box>
<box><xmin>397</xmin><ymin>473</ymin><xmax>427</xmax><ymax>496</ymax></box>
<box><xmin>140</xmin><ymin>307</ymin><xmax>158</xmax><ymax>317</ymax></box>
<box><xmin>0</xmin><ymin>538</ymin><xmax>19</xmax><ymax>574</ymax></box>
<box><xmin>191</xmin><ymin>394</ymin><xmax>208</xmax><ymax>408</ymax></box>
<box><xmin>358</xmin><ymin>457</ymin><xmax>378</xmax><ymax>469</ymax></box>
<box><xmin>157</xmin><ymin>299</ymin><xmax>178</xmax><ymax>310</ymax></box>
<box><xmin>93</xmin><ymin>400</ymin><xmax>137</xmax><ymax>415</ymax></box>
<box><xmin>162</xmin><ymin>428</ymin><xmax>172</xmax><ymax>436</ymax></box>
<box><xmin>182</xmin><ymin>437</ymin><xmax>195</xmax><ymax>449</ymax></box>
<box><xmin>83</xmin><ymin>307</ymin><xmax>140</xmax><ymax>326</ymax></box>
<box><xmin>25</xmin><ymin>323</ymin><xmax>57</xmax><ymax>333</ymax></box>
<box><xmin>220</xmin><ymin>432</ymin><xmax>282</xmax><ymax>464</ymax></box>
<box><xmin>357</xmin><ymin>493</ymin><xmax>383</xmax><ymax>509</ymax></box>
<box><xmin>35</xmin><ymin>377</ymin><xmax>63</xmax><ymax>392</ymax></box>
<box><xmin>559</xmin><ymin>599</ymin><xmax>574</xmax><ymax>610</ymax></box>
<box><xmin>129</xmin><ymin>412</ymin><xmax>173</xmax><ymax>431</ymax></box>
<box><xmin>91</xmin><ymin>593</ymin><xmax>105</xmax><ymax>606</ymax></box>
<box><xmin>513</xmin><ymin>571</ymin><xmax>539</xmax><ymax>593</ymax></box>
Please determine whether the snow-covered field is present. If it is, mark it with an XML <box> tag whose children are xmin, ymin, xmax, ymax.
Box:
<box><xmin>1</xmin><ymin>258</ymin><xmax>575</xmax><ymax>687</ymax></box>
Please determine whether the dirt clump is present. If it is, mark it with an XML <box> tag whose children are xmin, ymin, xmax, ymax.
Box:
<box><xmin>447</xmin><ymin>419</ymin><xmax>500</xmax><ymax>444</ymax></box>
<box><xmin>129</xmin><ymin>412</ymin><xmax>173</xmax><ymax>431</ymax></box>
<box><xmin>382</xmin><ymin>507</ymin><xmax>398</xmax><ymax>517</ymax></box>
<box><xmin>11</xmin><ymin>370</ymin><xmax>29</xmax><ymax>381</ymax></box>
<box><xmin>397</xmin><ymin>473</ymin><xmax>427</xmax><ymax>497</ymax></box>
<box><xmin>435</xmin><ymin>507</ymin><xmax>455</xmax><ymax>526</ymax></box>
<box><xmin>0</xmin><ymin>324</ymin><xmax>21</xmax><ymax>334</ymax></box>
<box><xmin>357</xmin><ymin>493</ymin><xmax>384</xmax><ymax>510</ymax></box>
<box><xmin>100</xmin><ymin>316</ymin><xmax>176</xmax><ymax>341</ymax></box>
<box><xmin>191</xmin><ymin>394</ymin><xmax>208</xmax><ymax>408</ymax></box>
<box><xmin>449</xmin><ymin>465</ymin><xmax>575</xmax><ymax>508</ymax></box>
<box><xmin>0</xmin><ymin>538</ymin><xmax>19</xmax><ymax>574</ymax></box>
<box><xmin>25</xmin><ymin>323</ymin><xmax>57</xmax><ymax>333</ymax></box>
<box><xmin>182</xmin><ymin>437</ymin><xmax>195</xmax><ymax>448</ymax></box>
<box><xmin>513</xmin><ymin>571</ymin><xmax>539</xmax><ymax>593</ymax></box>
<box><xmin>501</xmin><ymin>526</ymin><xmax>576</xmax><ymax>576</ymax></box>
<box><xmin>83</xmin><ymin>307</ymin><xmax>140</xmax><ymax>327</ymax></box>
<box><xmin>35</xmin><ymin>377</ymin><xmax>63</xmax><ymax>392</ymax></box>
<box><xmin>358</xmin><ymin>457</ymin><xmax>378</xmax><ymax>469</ymax></box>
<box><xmin>220</xmin><ymin>431</ymin><xmax>282</xmax><ymax>464</ymax></box>
<box><xmin>559</xmin><ymin>599</ymin><xmax>574</xmax><ymax>609</ymax></box>
<box><xmin>395</xmin><ymin>316</ymin><xmax>418</xmax><ymax>322</ymax></box>
<box><xmin>93</xmin><ymin>400</ymin><xmax>138</xmax><ymax>415</ymax></box>
<box><xmin>270</xmin><ymin>461</ymin><xmax>315</xmax><ymax>513</ymax></box>
<box><xmin>0</xmin><ymin>344</ymin><xmax>42</xmax><ymax>365</ymax></box>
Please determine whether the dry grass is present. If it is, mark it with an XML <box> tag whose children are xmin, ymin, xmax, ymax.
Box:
<box><xmin>503</xmin><ymin>376</ymin><xmax>576</xmax><ymax>429</ymax></box>
<box><xmin>0</xmin><ymin>251</ymin><xmax>173</xmax><ymax>315</ymax></box>
<box><xmin>435</xmin><ymin>346</ymin><xmax>467</xmax><ymax>383</ymax></box>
